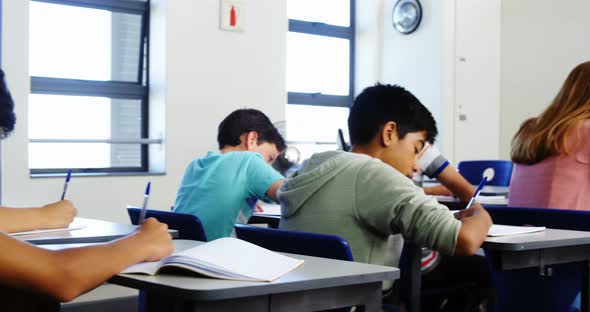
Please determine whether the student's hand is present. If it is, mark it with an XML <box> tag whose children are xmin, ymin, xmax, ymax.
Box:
<box><xmin>135</xmin><ymin>218</ymin><xmax>174</xmax><ymax>262</ymax></box>
<box><xmin>39</xmin><ymin>200</ymin><xmax>77</xmax><ymax>229</ymax></box>
<box><xmin>255</xmin><ymin>204</ymin><xmax>264</xmax><ymax>213</ymax></box>
<box><xmin>453</xmin><ymin>202</ymin><xmax>484</xmax><ymax>220</ymax></box>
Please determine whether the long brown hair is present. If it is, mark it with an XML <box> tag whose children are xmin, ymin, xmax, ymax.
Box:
<box><xmin>511</xmin><ymin>61</ymin><xmax>590</xmax><ymax>164</ymax></box>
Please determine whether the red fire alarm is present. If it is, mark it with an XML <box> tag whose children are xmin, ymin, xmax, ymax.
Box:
<box><xmin>220</xmin><ymin>0</ymin><xmax>245</xmax><ymax>32</ymax></box>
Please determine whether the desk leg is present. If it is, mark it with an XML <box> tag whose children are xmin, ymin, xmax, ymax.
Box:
<box><xmin>583</xmin><ymin>261</ymin><xmax>590</xmax><ymax>312</ymax></box>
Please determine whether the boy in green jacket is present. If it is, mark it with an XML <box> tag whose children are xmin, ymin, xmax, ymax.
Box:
<box><xmin>278</xmin><ymin>84</ymin><xmax>493</xmax><ymax>311</ymax></box>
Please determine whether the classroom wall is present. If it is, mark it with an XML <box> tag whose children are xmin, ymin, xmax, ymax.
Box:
<box><xmin>356</xmin><ymin>0</ymin><xmax>456</xmax><ymax>160</ymax></box>
<box><xmin>1</xmin><ymin>0</ymin><xmax>287</xmax><ymax>223</ymax></box>
<box><xmin>499</xmin><ymin>0</ymin><xmax>590</xmax><ymax>158</ymax></box>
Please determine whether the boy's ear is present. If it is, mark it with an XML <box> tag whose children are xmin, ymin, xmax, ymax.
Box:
<box><xmin>244</xmin><ymin>131</ymin><xmax>259</xmax><ymax>150</ymax></box>
<box><xmin>381</xmin><ymin>121</ymin><xmax>397</xmax><ymax>147</ymax></box>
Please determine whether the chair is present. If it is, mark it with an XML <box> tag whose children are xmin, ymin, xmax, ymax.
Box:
<box><xmin>127</xmin><ymin>207</ymin><xmax>207</xmax><ymax>241</ymax></box>
<box><xmin>483</xmin><ymin>206</ymin><xmax>590</xmax><ymax>312</ymax></box>
<box><xmin>234</xmin><ymin>224</ymin><xmax>353</xmax><ymax>261</ymax></box>
<box><xmin>457</xmin><ymin>160</ymin><xmax>513</xmax><ymax>186</ymax></box>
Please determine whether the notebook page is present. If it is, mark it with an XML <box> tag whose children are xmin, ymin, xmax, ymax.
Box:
<box><xmin>9</xmin><ymin>220</ymin><xmax>87</xmax><ymax>236</ymax></box>
<box><xmin>175</xmin><ymin>237</ymin><xmax>304</xmax><ymax>282</ymax></box>
<box><xmin>488</xmin><ymin>224</ymin><xmax>546</xmax><ymax>237</ymax></box>
<box><xmin>121</xmin><ymin>259</ymin><xmax>163</xmax><ymax>275</ymax></box>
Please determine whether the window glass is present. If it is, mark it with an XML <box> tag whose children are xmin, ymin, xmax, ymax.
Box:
<box><xmin>287</xmin><ymin>32</ymin><xmax>350</xmax><ymax>96</ymax></box>
<box><xmin>29</xmin><ymin>2</ymin><xmax>143</xmax><ymax>82</ymax></box>
<box><xmin>286</xmin><ymin>104</ymin><xmax>349</xmax><ymax>143</ymax></box>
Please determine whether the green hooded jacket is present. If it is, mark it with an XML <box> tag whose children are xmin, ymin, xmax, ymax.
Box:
<box><xmin>278</xmin><ymin>151</ymin><xmax>460</xmax><ymax>269</ymax></box>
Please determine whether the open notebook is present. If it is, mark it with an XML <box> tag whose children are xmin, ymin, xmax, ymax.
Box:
<box><xmin>488</xmin><ymin>224</ymin><xmax>546</xmax><ymax>237</ymax></box>
<box><xmin>122</xmin><ymin>237</ymin><xmax>304</xmax><ymax>282</ymax></box>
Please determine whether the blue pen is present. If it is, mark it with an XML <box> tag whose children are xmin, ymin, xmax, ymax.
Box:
<box><xmin>138</xmin><ymin>181</ymin><xmax>151</xmax><ymax>225</ymax></box>
<box><xmin>465</xmin><ymin>176</ymin><xmax>488</xmax><ymax>209</ymax></box>
<box><xmin>60</xmin><ymin>169</ymin><xmax>72</xmax><ymax>200</ymax></box>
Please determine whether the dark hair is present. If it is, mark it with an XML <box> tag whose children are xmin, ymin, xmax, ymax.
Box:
<box><xmin>0</xmin><ymin>70</ymin><xmax>16</xmax><ymax>139</ymax></box>
<box><xmin>217</xmin><ymin>108</ymin><xmax>286</xmax><ymax>151</ymax></box>
<box><xmin>348</xmin><ymin>84</ymin><xmax>437</xmax><ymax>145</ymax></box>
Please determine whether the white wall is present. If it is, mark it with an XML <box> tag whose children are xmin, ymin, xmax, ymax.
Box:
<box><xmin>499</xmin><ymin>0</ymin><xmax>590</xmax><ymax>158</ymax></box>
<box><xmin>1</xmin><ymin>0</ymin><xmax>286</xmax><ymax>223</ymax></box>
<box><xmin>356</xmin><ymin>0</ymin><xmax>455</xmax><ymax>159</ymax></box>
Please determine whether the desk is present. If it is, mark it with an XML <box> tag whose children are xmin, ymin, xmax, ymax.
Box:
<box><xmin>15</xmin><ymin>217</ymin><xmax>178</xmax><ymax>245</ymax></box>
<box><xmin>483</xmin><ymin>228</ymin><xmax>590</xmax><ymax>312</ymax></box>
<box><xmin>109</xmin><ymin>240</ymin><xmax>399</xmax><ymax>312</ymax></box>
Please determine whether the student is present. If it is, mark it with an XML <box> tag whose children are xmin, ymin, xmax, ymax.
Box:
<box><xmin>0</xmin><ymin>69</ymin><xmax>173</xmax><ymax>305</ymax></box>
<box><xmin>278</xmin><ymin>84</ymin><xmax>493</xmax><ymax>312</ymax></box>
<box><xmin>173</xmin><ymin>109</ymin><xmax>285</xmax><ymax>240</ymax></box>
<box><xmin>419</xmin><ymin>144</ymin><xmax>476</xmax><ymax>202</ymax></box>
<box><xmin>509</xmin><ymin>61</ymin><xmax>590</xmax><ymax>210</ymax></box>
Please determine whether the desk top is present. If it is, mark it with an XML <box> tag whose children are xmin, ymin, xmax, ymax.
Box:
<box><xmin>484</xmin><ymin>228</ymin><xmax>590</xmax><ymax>251</ymax></box>
<box><xmin>109</xmin><ymin>240</ymin><xmax>399</xmax><ymax>301</ymax></box>
<box><xmin>15</xmin><ymin>217</ymin><xmax>177</xmax><ymax>245</ymax></box>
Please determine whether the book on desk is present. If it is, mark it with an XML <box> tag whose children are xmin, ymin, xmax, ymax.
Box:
<box><xmin>122</xmin><ymin>237</ymin><xmax>304</xmax><ymax>282</ymax></box>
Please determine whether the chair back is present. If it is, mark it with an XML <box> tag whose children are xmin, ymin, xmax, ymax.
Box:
<box><xmin>484</xmin><ymin>206</ymin><xmax>590</xmax><ymax>312</ymax></box>
<box><xmin>127</xmin><ymin>207</ymin><xmax>207</xmax><ymax>241</ymax></box>
<box><xmin>457</xmin><ymin>160</ymin><xmax>513</xmax><ymax>186</ymax></box>
<box><xmin>234</xmin><ymin>224</ymin><xmax>353</xmax><ymax>261</ymax></box>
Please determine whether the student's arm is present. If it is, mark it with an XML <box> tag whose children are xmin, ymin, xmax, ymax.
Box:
<box><xmin>453</xmin><ymin>202</ymin><xmax>492</xmax><ymax>255</ymax></box>
<box><xmin>246</xmin><ymin>154</ymin><xmax>284</xmax><ymax>203</ymax></box>
<box><xmin>429</xmin><ymin>165</ymin><xmax>476</xmax><ymax>202</ymax></box>
<box><xmin>0</xmin><ymin>200</ymin><xmax>77</xmax><ymax>233</ymax></box>
<box><xmin>354</xmin><ymin>160</ymin><xmax>490</xmax><ymax>256</ymax></box>
<box><xmin>265</xmin><ymin>180</ymin><xmax>283</xmax><ymax>202</ymax></box>
<box><xmin>0</xmin><ymin>218</ymin><xmax>173</xmax><ymax>302</ymax></box>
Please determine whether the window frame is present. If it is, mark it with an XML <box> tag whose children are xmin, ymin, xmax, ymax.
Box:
<box><xmin>29</xmin><ymin>0</ymin><xmax>153</xmax><ymax>175</ymax></box>
<box><xmin>287</xmin><ymin>0</ymin><xmax>355</xmax><ymax>108</ymax></box>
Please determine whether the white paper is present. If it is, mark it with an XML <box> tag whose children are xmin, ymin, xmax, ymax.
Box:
<box><xmin>9</xmin><ymin>220</ymin><xmax>86</xmax><ymax>236</ymax></box>
<box><xmin>254</xmin><ymin>203</ymin><xmax>281</xmax><ymax>216</ymax></box>
<box><xmin>488</xmin><ymin>224</ymin><xmax>546</xmax><ymax>237</ymax></box>
<box><xmin>122</xmin><ymin>237</ymin><xmax>304</xmax><ymax>282</ymax></box>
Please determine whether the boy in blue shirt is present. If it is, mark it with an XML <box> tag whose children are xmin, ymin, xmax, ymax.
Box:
<box><xmin>174</xmin><ymin>109</ymin><xmax>285</xmax><ymax>240</ymax></box>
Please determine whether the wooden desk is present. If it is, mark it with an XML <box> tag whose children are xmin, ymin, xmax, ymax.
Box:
<box><xmin>483</xmin><ymin>228</ymin><xmax>590</xmax><ymax>312</ymax></box>
<box><xmin>109</xmin><ymin>240</ymin><xmax>399</xmax><ymax>312</ymax></box>
<box><xmin>14</xmin><ymin>217</ymin><xmax>178</xmax><ymax>245</ymax></box>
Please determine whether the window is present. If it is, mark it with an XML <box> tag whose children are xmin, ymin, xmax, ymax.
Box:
<box><xmin>286</xmin><ymin>0</ymin><xmax>355</xmax><ymax>159</ymax></box>
<box><xmin>28</xmin><ymin>0</ymin><xmax>157</xmax><ymax>175</ymax></box>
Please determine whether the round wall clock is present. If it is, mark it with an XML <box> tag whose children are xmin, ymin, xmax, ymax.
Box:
<box><xmin>392</xmin><ymin>0</ymin><xmax>422</xmax><ymax>35</ymax></box>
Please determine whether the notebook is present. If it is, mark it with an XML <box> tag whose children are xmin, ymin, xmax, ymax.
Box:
<box><xmin>487</xmin><ymin>224</ymin><xmax>546</xmax><ymax>237</ymax></box>
<box><xmin>9</xmin><ymin>220</ymin><xmax>87</xmax><ymax>236</ymax></box>
<box><xmin>122</xmin><ymin>237</ymin><xmax>304</xmax><ymax>282</ymax></box>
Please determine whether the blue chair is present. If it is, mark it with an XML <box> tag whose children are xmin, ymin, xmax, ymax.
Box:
<box><xmin>484</xmin><ymin>206</ymin><xmax>590</xmax><ymax>312</ymax></box>
<box><xmin>127</xmin><ymin>207</ymin><xmax>207</xmax><ymax>241</ymax></box>
<box><xmin>457</xmin><ymin>160</ymin><xmax>513</xmax><ymax>186</ymax></box>
<box><xmin>234</xmin><ymin>224</ymin><xmax>353</xmax><ymax>261</ymax></box>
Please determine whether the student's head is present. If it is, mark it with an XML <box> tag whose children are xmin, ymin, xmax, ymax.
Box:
<box><xmin>0</xmin><ymin>71</ymin><xmax>16</xmax><ymax>139</ymax></box>
<box><xmin>217</xmin><ymin>108</ymin><xmax>286</xmax><ymax>163</ymax></box>
<box><xmin>348</xmin><ymin>84</ymin><xmax>438</xmax><ymax>177</ymax></box>
<box><xmin>511</xmin><ymin>60</ymin><xmax>590</xmax><ymax>164</ymax></box>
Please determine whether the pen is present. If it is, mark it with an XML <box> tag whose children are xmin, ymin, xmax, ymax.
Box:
<box><xmin>60</xmin><ymin>169</ymin><xmax>72</xmax><ymax>200</ymax></box>
<box><xmin>465</xmin><ymin>176</ymin><xmax>488</xmax><ymax>209</ymax></box>
<box><xmin>138</xmin><ymin>181</ymin><xmax>151</xmax><ymax>225</ymax></box>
